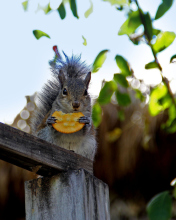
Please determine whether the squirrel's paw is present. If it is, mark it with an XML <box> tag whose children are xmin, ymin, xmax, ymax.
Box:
<box><xmin>79</xmin><ymin>116</ymin><xmax>90</xmax><ymax>124</ymax></box>
<box><xmin>46</xmin><ymin>116</ymin><xmax>57</xmax><ymax>125</ymax></box>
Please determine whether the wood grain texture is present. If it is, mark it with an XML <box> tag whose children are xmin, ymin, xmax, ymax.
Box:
<box><xmin>0</xmin><ymin>122</ymin><xmax>93</xmax><ymax>176</ymax></box>
<box><xmin>25</xmin><ymin>169</ymin><xmax>110</xmax><ymax>220</ymax></box>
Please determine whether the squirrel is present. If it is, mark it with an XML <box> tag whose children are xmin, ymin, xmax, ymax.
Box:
<box><xmin>31</xmin><ymin>46</ymin><xmax>97</xmax><ymax>161</ymax></box>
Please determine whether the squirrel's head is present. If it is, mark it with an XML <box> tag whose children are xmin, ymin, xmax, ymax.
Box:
<box><xmin>56</xmin><ymin>70</ymin><xmax>91</xmax><ymax>114</ymax></box>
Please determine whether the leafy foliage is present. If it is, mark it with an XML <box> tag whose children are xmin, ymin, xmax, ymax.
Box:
<box><xmin>118</xmin><ymin>10</ymin><xmax>141</xmax><ymax>36</ymax></box>
<box><xmin>57</xmin><ymin>3</ymin><xmax>66</xmax><ymax>20</ymax></box>
<box><xmin>82</xmin><ymin>36</ymin><xmax>87</xmax><ymax>46</ymax></box>
<box><xmin>84</xmin><ymin>0</ymin><xmax>93</xmax><ymax>18</ymax></box>
<box><xmin>92</xmin><ymin>103</ymin><xmax>102</xmax><ymax>127</ymax></box>
<box><xmin>69</xmin><ymin>0</ymin><xmax>79</xmax><ymax>18</ymax></box>
<box><xmin>147</xmin><ymin>191</ymin><xmax>172</xmax><ymax>220</ymax></box>
<box><xmin>145</xmin><ymin>61</ymin><xmax>159</xmax><ymax>70</ymax></box>
<box><xmin>115</xmin><ymin>55</ymin><xmax>132</xmax><ymax>76</ymax></box>
<box><xmin>155</xmin><ymin>0</ymin><xmax>173</xmax><ymax>20</ymax></box>
<box><xmin>92</xmin><ymin>50</ymin><xmax>109</xmax><ymax>73</ymax></box>
<box><xmin>149</xmin><ymin>84</ymin><xmax>171</xmax><ymax>116</ymax></box>
<box><xmin>114</xmin><ymin>74</ymin><xmax>129</xmax><ymax>88</ymax></box>
<box><xmin>22</xmin><ymin>1</ymin><xmax>28</xmax><ymax>11</ymax></box>
<box><xmin>97</xmin><ymin>81</ymin><xmax>117</xmax><ymax>105</ymax></box>
<box><xmin>153</xmin><ymin>31</ymin><xmax>175</xmax><ymax>53</ymax></box>
<box><xmin>33</xmin><ymin>30</ymin><xmax>50</xmax><ymax>40</ymax></box>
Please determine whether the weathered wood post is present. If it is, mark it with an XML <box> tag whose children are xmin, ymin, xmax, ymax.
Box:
<box><xmin>0</xmin><ymin>122</ymin><xmax>110</xmax><ymax>220</ymax></box>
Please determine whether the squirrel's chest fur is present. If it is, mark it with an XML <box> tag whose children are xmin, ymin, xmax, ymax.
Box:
<box><xmin>37</xmin><ymin>126</ymin><xmax>96</xmax><ymax>160</ymax></box>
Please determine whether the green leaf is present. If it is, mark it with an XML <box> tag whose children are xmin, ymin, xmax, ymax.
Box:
<box><xmin>114</xmin><ymin>74</ymin><xmax>129</xmax><ymax>88</ymax></box>
<box><xmin>118</xmin><ymin>109</ymin><xmax>125</xmax><ymax>121</ymax></box>
<box><xmin>103</xmin><ymin>0</ymin><xmax>128</xmax><ymax>6</ymax></box>
<box><xmin>170</xmin><ymin>54</ymin><xmax>176</xmax><ymax>63</ymax></box>
<box><xmin>153</xmin><ymin>31</ymin><xmax>175</xmax><ymax>53</ymax></box>
<box><xmin>115</xmin><ymin>55</ymin><xmax>132</xmax><ymax>76</ymax></box>
<box><xmin>143</xmin><ymin>12</ymin><xmax>153</xmax><ymax>41</ymax></box>
<box><xmin>115</xmin><ymin>91</ymin><xmax>131</xmax><ymax>106</ymax></box>
<box><xmin>162</xmin><ymin>104</ymin><xmax>176</xmax><ymax>133</ymax></box>
<box><xmin>98</xmin><ymin>81</ymin><xmax>117</xmax><ymax>105</ymax></box>
<box><xmin>118</xmin><ymin>10</ymin><xmax>141</xmax><ymax>36</ymax></box>
<box><xmin>147</xmin><ymin>191</ymin><xmax>172</xmax><ymax>220</ymax></box>
<box><xmin>145</xmin><ymin>61</ymin><xmax>159</xmax><ymax>69</ymax></box>
<box><xmin>82</xmin><ymin>36</ymin><xmax>87</xmax><ymax>46</ymax></box>
<box><xmin>84</xmin><ymin>0</ymin><xmax>93</xmax><ymax>18</ymax></box>
<box><xmin>153</xmin><ymin>29</ymin><xmax>161</xmax><ymax>36</ymax></box>
<box><xmin>149</xmin><ymin>84</ymin><xmax>171</xmax><ymax>116</ymax></box>
<box><xmin>69</xmin><ymin>0</ymin><xmax>79</xmax><ymax>18</ymax></box>
<box><xmin>33</xmin><ymin>30</ymin><xmax>51</xmax><ymax>40</ymax></box>
<box><xmin>92</xmin><ymin>50</ymin><xmax>109</xmax><ymax>73</ymax></box>
<box><xmin>135</xmin><ymin>89</ymin><xmax>145</xmax><ymax>102</ymax></box>
<box><xmin>22</xmin><ymin>1</ymin><xmax>28</xmax><ymax>11</ymax></box>
<box><xmin>57</xmin><ymin>2</ymin><xmax>66</xmax><ymax>19</ymax></box>
<box><xmin>92</xmin><ymin>103</ymin><xmax>102</xmax><ymax>127</ymax></box>
<box><xmin>155</xmin><ymin>0</ymin><xmax>173</xmax><ymax>20</ymax></box>
<box><xmin>39</xmin><ymin>3</ymin><xmax>52</xmax><ymax>14</ymax></box>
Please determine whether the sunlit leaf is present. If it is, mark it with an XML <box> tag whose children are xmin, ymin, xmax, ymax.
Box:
<box><xmin>57</xmin><ymin>2</ymin><xmax>66</xmax><ymax>19</ymax></box>
<box><xmin>149</xmin><ymin>84</ymin><xmax>171</xmax><ymax>116</ymax></box>
<box><xmin>82</xmin><ymin>36</ymin><xmax>87</xmax><ymax>46</ymax></box>
<box><xmin>98</xmin><ymin>81</ymin><xmax>117</xmax><ymax>105</ymax></box>
<box><xmin>103</xmin><ymin>0</ymin><xmax>128</xmax><ymax>6</ymax></box>
<box><xmin>84</xmin><ymin>0</ymin><xmax>93</xmax><ymax>18</ymax></box>
<box><xmin>135</xmin><ymin>89</ymin><xmax>145</xmax><ymax>102</ymax></box>
<box><xmin>115</xmin><ymin>55</ymin><xmax>132</xmax><ymax>76</ymax></box>
<box><xmin>143</xmin><ymin>12</ymin><xmax>153</xmax><ymax>41</ymax></box>
<box><xmin>153</xmin><ymin>29</ymin><xmax>161</xmax><ymax>36</ymax></box>
<box><xmin>118</xmin><ymin>10</ymin><xmax>141</xmax><ymax>36</ymax></box>
<box><xmin>38</xmin><ymin>3</ymin><xmax>52</xmax><ymax>14</ymax></box>
<box><xmin>33</xmin><ymin>30</ymin><xmax>50</xmax><ymax>40</ymax></box>
<box><xmin>153</xmin><ymin>31</ymin><xmax>175</xmax><ymax>53</ymax></box>
<box><xmin>69</xmin><ymin>0</ymin><xmax>79</xmax><ymax>18</ymax></box>
<box><xmin>92</xmin><ymin>50</ymin><xmax>109</xmax><ymax>73</ymax></box>
<box><xmin>162</xmin><ymin>104</ymin><xmax>176</xmax><ymax>133</ymax></box>
<box><xmin>155</xmin><ymin>0</ymin><xmax>173</xmax><ymax>20</ymax></box>
<box><xmin>170</xmin><ymin>54</ymin><xmax>176</xmax><ymax>63</ymax></box>
<box><xmin>145</xmin><ymin>61</ymin><xmax>159</xmax><ymax>69</ymax></box>
<box><xmin>115</xmin><ymin>91</ymin><xmax>131</xmax><ymax>106</ymax></box>
<box><xmin>106</xmin><ymin>128</ymin><xmax>122</xmax><ymax>142</ymax></box>
<box><xmin>22</xmin><ymin>1</ymin><xmax>28</xmax><ymax>11</ymax></box>
<box><xmin>92</xmin><ymin>103</ymin><xmax>102</xmax><ymax>127</ymax></box>
<box><xmin>114</xmin><ymin>73</ymin><xmax>129</xmax><ymax>88</ymax></box>
<box><xmin>147</xmin><ymin>191</ymin><xmax>172</xmax><ymax>220</ymax></box>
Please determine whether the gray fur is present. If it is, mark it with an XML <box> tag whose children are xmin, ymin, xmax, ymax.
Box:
<box><xmin>31</xmin><ymin>52</ymin><xmax>97</xmax><ymax>161</ymax></box>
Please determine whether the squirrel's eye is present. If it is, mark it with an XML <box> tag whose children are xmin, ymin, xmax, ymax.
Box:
<box><xmin>84</xmin><ymin>89</ymin><xmax>88</xmax><ymax>96</ymax></box>
<box><xmin>63</xmin><ymin>88</ymin><xmax>68</xmax><ymax>95</ymax></box>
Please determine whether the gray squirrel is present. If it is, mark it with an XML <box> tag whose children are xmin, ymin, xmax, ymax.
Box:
<box><xmin>31</xmin><ymin>46</ymin><xmax>97</xmax><ymax>161</ymax></box>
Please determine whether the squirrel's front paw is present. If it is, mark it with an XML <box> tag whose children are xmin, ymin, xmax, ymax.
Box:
<box><xmin>46</xmin><ymin>116</ymin><xmax>57</xmax><ymax>125</ymax></box>
<box><xmin>79</xmin><ymin>116</ymin><xmax>90</xmax><ymax>124</ymax></box>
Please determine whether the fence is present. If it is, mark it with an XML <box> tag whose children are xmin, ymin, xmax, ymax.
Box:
<box><xmin>0</xmin><ymin>122</ymin><xmax>110</xmax><ymax>220</ymax></box>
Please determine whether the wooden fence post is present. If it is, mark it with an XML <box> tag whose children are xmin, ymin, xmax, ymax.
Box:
<box><xmin>25</xmin><ymin>169</ymin><xmax>110</xmax><ymax>220</ymax></box>
<box><xmin>0</xmin><ymin>122</ymin><xmax>110</xmax><ymax>219</ymax></box>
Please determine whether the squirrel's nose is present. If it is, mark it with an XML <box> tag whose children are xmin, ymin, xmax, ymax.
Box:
<box><xmin>72</xmin><ymin>101</ymin><xmax>80</xmax><ymax>109</ymax></box>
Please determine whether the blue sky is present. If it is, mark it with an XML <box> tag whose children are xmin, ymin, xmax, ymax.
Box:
<box><xmin>1</xmin><ymin>0</ymin><xmax>176</xmax><ymax>123</ymax></box>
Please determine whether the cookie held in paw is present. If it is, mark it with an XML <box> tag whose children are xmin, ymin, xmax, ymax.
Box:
<box><xmin>52</xmin><ymin>111</ymin><xmax>85</xmax><ymax>134</ymax></box>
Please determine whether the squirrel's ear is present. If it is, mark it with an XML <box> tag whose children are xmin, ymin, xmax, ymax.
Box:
<box><xmin>58</xmin><ymin>70</ymin><xmax>65</xmax><ymax>89</ymax></box>
<box><xmin>84</xmin><ymin>72</ymin><xmax>91</xmax><ymax>88</ymax></box>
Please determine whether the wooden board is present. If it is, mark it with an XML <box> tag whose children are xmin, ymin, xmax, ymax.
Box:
<box><xmin>25</xmin><ymin>169</ymin><xmax>110</xmax><ymax>220</ymax></box>
<box><xmin>0</xmin><ymin>122</ymin><xmax>93</xmax><ymax>176</ymax></box>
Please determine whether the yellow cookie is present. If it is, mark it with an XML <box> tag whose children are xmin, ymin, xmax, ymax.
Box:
<box><xmin>52</xmin><ymin>111</ymin><xmax>85</xmax><ymax>134</ymax></box>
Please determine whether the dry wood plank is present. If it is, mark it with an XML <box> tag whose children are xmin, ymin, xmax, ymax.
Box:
<box><xmin>25</xmin><ymin>169</ymin><xmax>110</xmax><ymax>220</ymax></box>
<box><xmin>0</xmin><ymin>122</ymin><xmax>93</xmax><ymax>175</ymax></box>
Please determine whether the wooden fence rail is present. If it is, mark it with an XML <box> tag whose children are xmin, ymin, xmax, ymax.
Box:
<box><xmin>0</xmin><ymin>122</ymin><xmax>110</xmax><ymax>220</ymax></box>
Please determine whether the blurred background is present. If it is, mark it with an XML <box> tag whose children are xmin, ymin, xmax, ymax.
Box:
<box><xmin>1</xmin><ymin>0</ymin><xmax>176</xmax><ymax>219</ymax></box>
